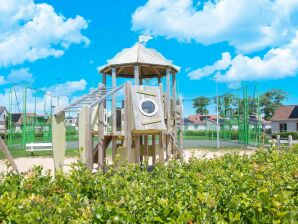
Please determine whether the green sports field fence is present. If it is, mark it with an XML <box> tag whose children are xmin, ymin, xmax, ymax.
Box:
<box><xmin>183</xmin><ymin>84</ymin><xmax>262</xmax><ymax>148</ymax></box>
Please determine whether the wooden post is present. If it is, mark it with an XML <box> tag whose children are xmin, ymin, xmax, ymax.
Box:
<box><xmin>166</xmin><ymin>68</ymin><xmax>171</xmax><ymax>128</ymax></box>
<box><xmin>158</xmin><ymin>77</ymin><xmax>162</xmax><ymax>84</ymax></box>
<box><xmin>166</xmin><ymin>68</ymin><xmax>172</xmax><ymax>159</ymax></box>
<box><xmin>124</xmin><ymin>82</ymin><xmax>132</xmax><ymax>162</ymax></box>
<box><xmin>102</xmin><ymin>73</ymin><xmax>106</xmax><ymax>108</ymax></box>
<box><xmin>288</xmin><ymin>135</ymin><xmax>293</xmax><ymax>148</ymax></box>
<box><xmin>159</xmin><ymin>132</ymin><xmax>164</xmax><ymax>162</ymax></box>
<box><xmin>172</xmin><ymin>73</ymin><xmax>177</xmax><ymax>154</ymax></box>
<box><xmin>134</xmin><ymin>65</ymin><xmax>139</xmax><ymax>85</ymax></box>
<box><xmin>277</xmin><ymin>135</ymin><xmax>280</xmax><ymax>150</ymax></box>
<box><xmin>112</xmin><ymin>67</ymin><xmax>117</xmax><ymax>160</ymax></box>
<box><xmin>98</xmin><ymin>102</ymin><xmax>105</xmax><ymax>169</ymax></box>
<box><xmin>152</xmin><ymin>135</ymin><xmax>156</xmax><ymax>164</ymax></box>
<box><xmin>135</xmin><ymin>136</ymin><xmax>140</xmax><ymax>163</ymax></box>
<box><xmin>144</xmin><ymin>135</ymin><xmax>148</xmax><ymax>163</ymax></box>
<box><xmin>79</xmin><ymin>107</ymin><xmax>93</xmax><ymax>170</ymax></box>
<box><xmin>0</xmin><ymin>136</ymin><xmax>18</xmax><ymax>173</ymax></box>
<box><xmin>52</xmin><ymin>113</ymin><xmax>66</xmax><ymax>171</ymax></box>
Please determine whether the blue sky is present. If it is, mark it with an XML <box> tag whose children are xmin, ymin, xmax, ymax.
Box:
<box><xmin>0</xmin><ymin>0</ymin><xmax>298</xmax><ymax>116</ymax></box>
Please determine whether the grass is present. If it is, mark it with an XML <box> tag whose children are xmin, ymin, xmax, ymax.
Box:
<box><xmin>0</xmin><ymin>147</ymin><xmax>113</xmax><ymax>160</ymax></box>
<box><xmin>0</xmin><ymin>148</ymin><xmax>80</xmax><ymax>160</ymax></box>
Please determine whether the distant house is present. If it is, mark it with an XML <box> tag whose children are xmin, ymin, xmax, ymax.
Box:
<box><xmin>0</xmin><ymin>106</ymin><xmax>8</xmax><ymax>133</ymax></box>
<box><xmin>184</xmin><ymin>114</ymin><xmax>269</xmax><ymax>132</ymax></box>
<box><xmin>65</xmin><ymin>116</ymin><xmax>78</xmax><ymax>128</ymax></box>
<box><xmin>11</xmin><ymin>113</ymin><xmax>49</xmax><ymax>132</ymax></box>
<box><xmin>183</xmin><ymin>115</ymin><xmax>217</xmax><ymax>131</ymax></box>
<box><xmin>271</xmin><ymin>105</ymin><xmax>298</xmax><ymax>133</ymax></box>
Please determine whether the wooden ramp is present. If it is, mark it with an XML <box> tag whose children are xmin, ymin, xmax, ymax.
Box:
<box><xmin>0</xmin><ymin>136</ymin><xmax>19</xmax><ymax>173</ymax></box>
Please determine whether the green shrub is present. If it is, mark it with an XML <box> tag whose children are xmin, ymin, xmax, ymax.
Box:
<box><xmin>0</xmin><ymin>149</ymin><xmax>298</xmax><ymax>223</ymax></box>
<box><xmin>272</xmin><ymin>132</ymin><xmax>298</xmax><ymax>140</ymax></box>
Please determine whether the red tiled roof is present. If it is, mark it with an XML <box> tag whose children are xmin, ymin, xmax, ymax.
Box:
<box><xmin>271</xmin><ymin>105</ymin><xmax>298</xmax><ymax>121</ymax></box>
<box><xmin>188</xmin><ymin>114</ymin><xmax>217</xmax><ymax>124</ymax></box>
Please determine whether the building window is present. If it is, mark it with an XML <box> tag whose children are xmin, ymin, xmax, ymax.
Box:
<box><xmin>279</xmin><ymin>123</ymin><xmax>287</xmax><ymax>132</ymax></box>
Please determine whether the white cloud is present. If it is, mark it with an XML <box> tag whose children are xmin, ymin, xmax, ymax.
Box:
<box><xmin>188</xmin><ymin>52</ymin><xmax>231</xmax><ymax>80</ymax></box>
<box><xmin>188</xmin><ymin>33</ymin><xmax>298</xmax><ymax>85</ymax></box>
<box><xmin>132</xmin><ymin>0</ymin><xmax>298</xmax><ymax>52</ymax></box>
<box><xmin>0</xmin><ymin>0</ymin><xmax>89</xmax><ymax>66</ymax></box>
<box><xmin>7</xmin><ymin>68</ymin><xmax>34</xmax><ymax>83</ymax></box>
<box><xmin>0</xmin><ymin>76</ymin><xmax>5</xmax><ymax>85</ymax></box>
<box><xmin>0</xmin><ymin>79</ymin><xmax>88</xmax><ymax>114</ymax></box>
<box><xmin>47</xmin><ymin>79</ymin><xmax>87</xmax><ymax>97</ymax></box>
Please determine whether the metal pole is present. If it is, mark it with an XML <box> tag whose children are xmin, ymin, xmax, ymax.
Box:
<box><xmin>215</xmin><ymin>78</ymin><xmax>220</xmax><ymax>149</ymax></box>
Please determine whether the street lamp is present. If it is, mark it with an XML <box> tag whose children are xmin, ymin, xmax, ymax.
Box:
<box><xmin>214</xmin><ymin>78</ymin><xmax>220</xmax><ymax>149</ymax></box>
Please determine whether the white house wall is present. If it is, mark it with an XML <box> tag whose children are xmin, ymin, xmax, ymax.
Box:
<box><xmin>272</xmin><ymin>121</ymin><xmax>298</xmax><ymax>132</ymax></box>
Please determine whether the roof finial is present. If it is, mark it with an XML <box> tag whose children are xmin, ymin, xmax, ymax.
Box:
<box><xmin>138</xmin><ymin>35</ymin><xmax>153</xmax><ymax>46</ymax></box>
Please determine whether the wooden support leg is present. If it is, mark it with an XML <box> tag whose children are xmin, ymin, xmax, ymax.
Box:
<box><xmin>135</xmin><ymin>136</ymin><xmax>140</xmax><ymax>163</ymax></box>
<box><xmin>159</xmin><ymin>133</ymin><xmax>164</xmax><ymax>162</ymax></box>
<box><xmin>79</xmin><ymin>107</ymin><xmax>92</xmax><ymax>171</ymax></box>
<box><xmin>152</xmin><ymin>135</ymin><xmax>156</xmax><ymax>164</ymax></box>
<box><xmin>166</xmin><ymin>134</ymin><xmax>171</xmax><ymax>161</ymax></box>
<box><xmin>52</xmin><ymin>113</ymin><xmax>66</xmax><ymax>171</ymax></box>
<box><xmin>144</xmin><ymin>135</ymin><xmax>148</xmax><ymax>164</ymax></box>
<box><xmin>112</xmin><ymin>137</ymin><xmax>116</xmax><ymax>161</ymax></box>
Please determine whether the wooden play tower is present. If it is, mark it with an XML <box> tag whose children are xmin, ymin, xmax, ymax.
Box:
<box><xmin>52</xmin><ymin>42</ymin><xmax>183</xmax><ymax>171</ymax></box>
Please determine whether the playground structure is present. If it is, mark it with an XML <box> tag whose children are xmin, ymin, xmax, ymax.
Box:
<box><xmin>1</xmin><ymin>42</ymin><xmax>263</xmax><ymax>172</ymax></box>
<box><xmin>52</xmin><ymin>42</ymin><xmax>183</xmax><ymax>170</ymax></box>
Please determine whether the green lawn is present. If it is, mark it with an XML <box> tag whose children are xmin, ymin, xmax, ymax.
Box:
<box><xmin>0</xmin><ymin>147</ymin><xmax>113</xmax><ymax>160</ymax></box>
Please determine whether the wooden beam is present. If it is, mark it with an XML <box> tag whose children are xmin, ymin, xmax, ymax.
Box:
<box><xmin>0</xmin><ymin>136</ymin><xmax>18</xmax><ymax>173</ymax></box>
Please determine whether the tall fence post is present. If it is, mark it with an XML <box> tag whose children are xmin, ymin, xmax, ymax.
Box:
<box><xmin>277</xmin><ymin>135</ymin><xmax>280</xmax><ymax>150</ymax></box>
<box><xmin>288</xmin><ymin>135</ymin><xmax>293</xmax><ymax>148</ymax></box>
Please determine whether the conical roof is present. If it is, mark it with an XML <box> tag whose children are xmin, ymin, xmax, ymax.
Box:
<box><xmin>98</xmin><ymin>43</ymin><xmax>179</xmax><ymax>78</ymax></box>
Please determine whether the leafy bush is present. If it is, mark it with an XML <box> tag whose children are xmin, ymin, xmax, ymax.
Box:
<box><xmin>272</xmin><ymin>132</ymin><xmax>298</xmax><ymax>140</ymax></box>
<box><xmin>0</xmin><ymin>149</ymin><xmax>298</xmax><ymax>223</ymax></box>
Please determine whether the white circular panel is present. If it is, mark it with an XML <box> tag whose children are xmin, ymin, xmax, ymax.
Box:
<box><xmin>139</xmin><ymin>98</ymin><xmax>158</xmax><ymax>117</ymax></box>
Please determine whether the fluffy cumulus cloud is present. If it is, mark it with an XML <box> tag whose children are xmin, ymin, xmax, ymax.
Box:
<box><xmin>0</xmin><ymin>67</ymin><xmax>34</xmax><ymax>85</ymax></box>
<box><xmin>189</xmin><ymin>33</ymin><xmax>298</xmax><ymax>86</ymax></box>
<box><xmin>132</xmin><ymin>0</ymin><xmax>298</xmax><ymax>86</ymax></box>
<box><xmin>0</xmin><ymin>0</ymin><xmax>89</xmax><ymax>66</ymax></box>
<box><xmin>188</xmin><ymin>52</ymin><xmax>231</xmax><ymax>80</ymax></box>
<box><xmin>132</xmin><ymin>0</ymin><xmax>298</xmax><ymax>52</ymax></box>
<box><xmin>47</xmin><ymin>79</ymin><xmax>87</xmax><ymax>97</ymax></box>
<box><xmin>7</xmin><ymin>68</ymin><xmax>34</xmax><ymax>83</ymax></box>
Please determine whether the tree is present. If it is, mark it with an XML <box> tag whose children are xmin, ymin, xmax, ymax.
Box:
<box><xmin>213</xmin><ymin>93</ymin><xmax>237</xmax><ymax>117</ymax></box>
<box><xmin>193</xmin><ymin>96</ymin><xmax>210</xmax><ymax>114</ymax></box>
<box><xmin>260</xmin><ymin>89</ymin><xmax>287</xmax><ymax>121</ymax></box>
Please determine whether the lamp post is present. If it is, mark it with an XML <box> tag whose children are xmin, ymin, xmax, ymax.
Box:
<box><xmin>215</xmin><ymin>78</ymin><xmax>220</xmax><ymax>149</ymax></box>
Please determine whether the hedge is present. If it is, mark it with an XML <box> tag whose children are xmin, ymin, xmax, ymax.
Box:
<box><xmin>0</xmin><ymin>148</ymin><xmax>298</xmax><ymax>223</ymax></box>
<box><xmin>272</xmin><ymin>132</ymin><xmax>298</xmax><ymax>140</ymax></box>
